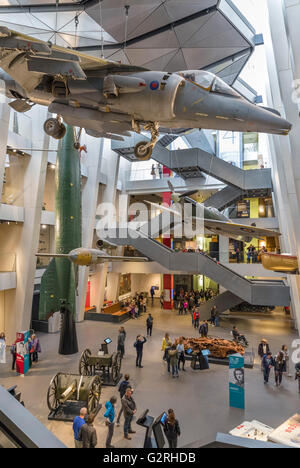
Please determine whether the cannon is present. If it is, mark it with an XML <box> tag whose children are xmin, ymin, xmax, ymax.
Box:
<box><xmin>79</xmin><ymin>349</ymin><xmax>122</xmax><ymax>386</ymax></box>
<box><xmin>47</xmin><ymin>372</ymin><xmax>102</xmax><ymax>421</ymax></box>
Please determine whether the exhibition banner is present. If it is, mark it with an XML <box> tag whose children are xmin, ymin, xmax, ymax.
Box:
<box><xmin>16</xmin><ymin>330</ymin><xmax>29</xmax><ymax>375</ymax></box>
<box><xmin>229</xmin><ymin>353</ymin><xmax>245</xmax><ymax>409</ymax></box>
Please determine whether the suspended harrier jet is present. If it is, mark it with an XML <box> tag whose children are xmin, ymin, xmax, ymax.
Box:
<box><xmin>0</xmin><ymin>27</ymin><xmax>292</xmax><ymax>160</ymax></box>
<box><xmin>37</xmin><ymin>248</ymin><xmax>148</xmax><ymax>266</ymax></box>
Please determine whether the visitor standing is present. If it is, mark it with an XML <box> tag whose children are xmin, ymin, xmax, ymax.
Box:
<box><xmin>168</xmin><ymin>344</ymin><xmax>179</xmax><ymax>378</ymax></box>
<box><xmin>134</xmin><ymin>335</ymin><xmax>147</xmax><ymax>368</ymax></box>
<box><xmin>282</xmin><ymin>345</ymin><xmax>291</xmax><ymax>377</ymax></box>
<box><xmin>0</xmin><ymin>333</ymin><xmax>6</xmax><ymax>364</ymax></box>
<box><xmin>78</xmin><ymin>413</ymin><xmax>97</xmax><ymax>448</ymax></box>
<box><xmin>274</xmin><ymin>351</ymin><xmax>285</xmax><ymax>387</ymax></box>
<box><xmin>104</xmin><ymin>396</ymin><xmax>117</xmax><ymax>448</ymax></box>
<box><xmin>199</xmin><ymin>321</ymin><xmax>208</xmax><ymax>337</ymax></box>
<box><xmin>150</xmin><ymin>286</ymin><xmax>155</xmax><ymax>305</ymax></box>
<box><xmin>122</xmin><ymin>388</ymin><xmax>137</xmax><ymax>440</ymax></box>
<box><xmin>177</xmin><ymin>338</ymin><xmax>186</xmax><ymax>372</ymax></box>
<box><xmin>116</xmin><ymin>374</ymin><xmax>131</xmax><ymax>426</ymax></box>
<box><xmin>117</xmin><ymin>328</ymin><xmax>126</xmax><ymax>359</ymax></box>
<box><xmin>31</xmin><ymin>334</ymin><xmax>41</xmax><ymax>363</ymax></box>
<box><xmin>163</xmin><ymin>409</ymin><xmax>181</xmax><ymax>448</ymax></box>
<box><xmin>73</xmin><ymin>407</ymin><xmax>87</xmax><ymax>448</ymax></box>
<box><xmin>146</xmin><ymin>313</ymin><xmax>154</xmax><ymax>336</ymax></box>
<box><xmin>11</xmin><ymin>341</ymin><xmax>17</xmax><ymax>370</ymax></box>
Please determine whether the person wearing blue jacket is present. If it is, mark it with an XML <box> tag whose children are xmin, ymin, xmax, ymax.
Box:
<box><xmin>104</xmin><ymin>396</ymin><xmax>117</xmax><ymax>448</ymax></box>
<box><xmin>262</xmin><ymin>352</ymin><xmax>274</xmax><ymax>384</ymax></box>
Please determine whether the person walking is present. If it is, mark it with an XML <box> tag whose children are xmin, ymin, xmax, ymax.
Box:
<box><xmin>117</xmin><ymin>328</ymin><xmax>126</xmax><ymax>359</ymax></box>
<box><xmin>295</xmin><ymin>362</ymin><xmax>300</xmax><ymax>393</ymax></box>
<box><xmin>214</xmin><ymin>307</ymin><xmax>220</xmax><ymax>327</ymax></box>
<box><xmin>116</xmin><ymin>374</ymin><xmax>131</xmax><ymax>426</ymax></box>
<box><xmin>161</xmin><ymin>333</ymin><xmax>170</xmax><ymax>358</ymax></box>
<box><xmin>78</xmin><ymin>413</ymin><xmax>97</xmax><ymax>448</ymax></box>
<box><xmin>178</xmin><ymin>301</ymin><xmax>184</xmax><ymax>316</ymax></box>
<box><xmin>177</xmin><ymin>338</ymin><xmax>186</xmax><ymax>372</ymax></box>
<box><xmin>163</xmin><ymin>409</ymin><xmax>181</xmax><ymax>448</ymax></box>
<box><xmin>274</xmin><ymin>351</ymin><xmax>285</xmax><ymax>387</ymax></box>
<box><xmin>262</xmin><ymin>352</ymin><xmax>274</xmax><ymax>384</ymax></box>
<box><xmin>122</xmin><ymin>387</ymin><xmax>137</xmax><ymax>440</ymax></box>
<box><xmin>168</xmin><ymin>344</ymin><xmax>179</xmax><ymax>378</ymax></box>
<box><xmin>146</xmin><ymin>313</ymin><xmax>153</xmax><ymax>337</ymax></box>
<box><xmin>134</xmin><ymin>335</ymin><xmax>147</xmax><ymax>368</ymax></box>
<box><xmin>151</xmin><ymin>164</ymin><xmax>156</xmax><ymax>179</ymax></box>
<box><xmin>72</xmin><ymin>407</ymin><xmax>87</xmax><ymax>448</ymax></box>
<box><xmin>160</xmin><ymin>292</ymin><xmax>164</xmax><ymax>309</ymax></box>
<box><xmin>0</xmin><ymin>333</ymin><xmax>6</xmax><ymax>364</ymax></box>
<box><xmin>258</xmin><ymin>339</ymin><xmax>270</xmax><ymax>371</ymax></box>
<box><xmin>104</xmin><ymin>396</ymin><xmax>117</xmax><ymax>448</ymax></box>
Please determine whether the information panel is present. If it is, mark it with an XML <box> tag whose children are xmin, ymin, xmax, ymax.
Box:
<box><xmin>229</xmin><ymin>353</ymin><xmax>245</xmax><ymax>409</ymax></box>
<box><xmin>16</xmin><ymin>330</ymin><xmax>29</xmax><ymax>375</ymax></box>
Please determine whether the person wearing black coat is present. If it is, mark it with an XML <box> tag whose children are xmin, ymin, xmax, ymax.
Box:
<box><xmin>163</xmin><ymin>409</ymin><xmax>181</xmax><ymax>448</ymax></box>
<box><xmin>258</xmin><ymin>339</ymin><xmax>270</xmax><ymax>370</ymax></box>
<box><xmin>134</xmin><ymin>335</ymin><xmax>147</xmax><ymax>368</ymax></box>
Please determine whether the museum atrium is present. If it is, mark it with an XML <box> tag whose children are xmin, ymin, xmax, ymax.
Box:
<box><xmin>0</xmin><ymin>0</ymin><xmax>300</xmax><ymax>451</ymax></box>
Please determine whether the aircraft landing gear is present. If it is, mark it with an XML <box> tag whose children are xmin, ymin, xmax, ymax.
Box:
<box><xmin>44</xmin><ymin>116</ymin><xmax>66</xmax><ymax>140</ymax></box>
<box><xmin>133</xmin><ymin>121</ymin><xmax>159</xmax><ymax>161</ymax></box>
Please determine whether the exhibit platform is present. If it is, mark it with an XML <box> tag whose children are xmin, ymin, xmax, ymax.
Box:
<box><xmin>48</xmin><ymin>401</ymin><xmax>102</xmax><ymax>422</ymax></box>
<box><xmin>184</xmin><ymin>350</ymin><xmax>254</xmax><ymax>369</ymax></box>
<box><xmin>84</xmin><ymin>303</ymin><xmax>131</xmax><ymax>323</ymax></box>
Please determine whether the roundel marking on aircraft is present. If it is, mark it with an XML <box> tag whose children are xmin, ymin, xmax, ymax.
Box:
<box><xmin>150</xmin><ymin>81</ymin><xmax>160</xmax><ymax>90</ymax></box>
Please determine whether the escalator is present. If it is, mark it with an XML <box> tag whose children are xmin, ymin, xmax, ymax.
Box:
<box><xmin>107</xmin><ymin>227</ymin><xmax>290</xmax><ymax>307</ymax></box>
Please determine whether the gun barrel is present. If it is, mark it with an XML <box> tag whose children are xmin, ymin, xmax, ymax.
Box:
<box><xmin>59</xmin><ymin>381</ymin><xmax>77</xmax><ymax>403</ymax></box>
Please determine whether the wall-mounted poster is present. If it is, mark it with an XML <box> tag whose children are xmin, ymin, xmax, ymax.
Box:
<box><xmin>16</xmin><ymin>330</ymin><xmax>29</xmax><ymax>375</ymax></box>
<box><xmin>119</xmin><ymin>274</ymin><xmax>131</xmax><ymax>296</ymax></box>
<box><xmin>229</xmin><ymin>353</ymin><xmax>245</xmax><ymax>409</ymax></box>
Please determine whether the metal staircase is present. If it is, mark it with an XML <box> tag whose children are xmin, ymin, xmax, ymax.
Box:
<box><xmin>106</xmin><ymin>227</ymin><xmax>290</xmax><ymax>307</ymax></box>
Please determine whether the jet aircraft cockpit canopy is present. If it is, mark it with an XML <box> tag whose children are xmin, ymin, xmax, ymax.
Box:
<box><xmin>178</xmin><ymin>70</ymin><xmax>240</xmax><ymax>98</ymax></box>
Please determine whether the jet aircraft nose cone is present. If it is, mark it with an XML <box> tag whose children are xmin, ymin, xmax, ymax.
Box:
<box><xmin>248</xmin><ymin>106</ymin><xmax>292</xmax><ymax>135</ymax></box>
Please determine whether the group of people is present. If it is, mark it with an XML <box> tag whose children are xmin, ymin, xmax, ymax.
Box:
<box><xmin>258</xmin><ymin>339</ymin><xmax>292</xmax><ymax>387</ymax></box>
<box><xmin>175</xmin><ymin>289</ymin><xmax>216</xmax><ymax>312</ymax></box>
<box><xmin>246</xmin><ymin>245</ymin><xmax>267</xmax><ymax>264</ymax></box>
<box><xmin>161</xmin><ymin>334</ymin><xmax>186</xmax><ymax>378</ymax></box>
<box><xmin>125</xmin><ymin>293</ymin><xmax>147</xmax><ymax>319</ymax></box>
<box><xmin>0</xmin><ymin>331</ymin><xmax>41</xmax><ymax>370</ymax></box>
<box><xmin>73</xmin><ymin>372</ymin><xmax>181</xmax><ymax>449</ymax></box>
<box><xmin>150</xmin><ymin>163</ymin><xmax>163</xmax><ymax>179</ymax></box>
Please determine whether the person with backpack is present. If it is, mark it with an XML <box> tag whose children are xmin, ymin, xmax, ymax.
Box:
<box><xmin>146</xmin><ymin>313</ymin><xmax>154</xmax><ymax>336</ymax></box>
<box><xmin>199</xmin><ymin>321</ymin><xmax>208</xmax><ymax>337</ymax></box>
<box><xmin>163</xmin><ymin>409</ymin><xmax>181</xmax><ymax>448</ymax></box>
<box><xmin>116</xmin><ymin>374</ymin><xmax>131</xmax><ymax>426</ymax></box>
<box><xmin>134</xmin><ymin>335</ymin><xmax>147</xmax><ymax>368</ymax></box>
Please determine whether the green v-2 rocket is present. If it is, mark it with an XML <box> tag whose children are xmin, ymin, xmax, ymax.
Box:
<box><xmin>39</xmin><ymin>125</ymin><xmax>81</xmax><ymax>355</ymax></box>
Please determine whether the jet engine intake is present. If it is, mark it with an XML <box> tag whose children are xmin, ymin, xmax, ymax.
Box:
<box><xmin>103</xmin><ymin>74</ymin><xmax>146</xmax><ymax>97</ymax></box>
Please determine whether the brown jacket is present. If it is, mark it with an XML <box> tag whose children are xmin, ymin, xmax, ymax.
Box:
<box><xmin>78</xmin><ymin>423</ymin><xmax>97</xmax><ymax>448</ymax></box>
<box><xmin>121</xmin><ymin>395</ymin><xmax>136</xmax><ymax>416</ymax></box>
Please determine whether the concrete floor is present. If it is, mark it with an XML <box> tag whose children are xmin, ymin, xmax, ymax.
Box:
<box><xmin>0</xmin><ymin>302</ymin><xmax>299</xmax><ymax>448</ymax></box>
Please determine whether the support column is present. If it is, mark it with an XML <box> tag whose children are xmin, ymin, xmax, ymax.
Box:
<box><xmin>162</xmin><ymin>175</ymin><xmax>173</xmax><ymax>309</ymax></box>
<box><xmin>76</xmin><ymin>138</ymin><xmax>104</xmax><ymax>321</ymax></box>
<box><xmin>266</xmin><ymin>0</ymin><xmax>300</xmax><ymax>331</ymax></box>
<box><xmin>0</xmin><ymin>93</ymin><xmax>10</xmax><ymax>204</ymax></box>
<box><xmin>13</xmin><ymin>107</ymin><xmax>49</xmax><ymax>335</ymax></box>
<box><xmin>219</xmin><ymin>236</ymin><xmax>229</xmax><ymax>264</ymax></box>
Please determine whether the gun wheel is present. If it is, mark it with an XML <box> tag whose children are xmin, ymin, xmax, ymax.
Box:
<box><xmin>134</xmin><ymin>141</ymin><xmax>153</xmax><ymax>160</ymax></box>
<box><xmin>79</xmin><ymin>348</ymin><xmax>92</xmax><ymax>376</ymax></box>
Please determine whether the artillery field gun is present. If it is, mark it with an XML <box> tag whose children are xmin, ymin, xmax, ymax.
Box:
<box><xmin>79</xmin><ymin>348</ymin><xmax>122</xmax><ymax>386</ymax></box>
<box><xmin>47</xmin><ymin>373</ymin><xmax>102</xmax><ymax>422</ymax></box>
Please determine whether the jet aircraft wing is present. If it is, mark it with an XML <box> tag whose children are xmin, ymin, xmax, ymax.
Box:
<box><xmin>0</xmin><ymin>27</ymin><xmax>146</xmax><ymax>91</ymax></box>
<box><xmin>194</xmin><ymin>217</ymin><xmax>281</xmax><ymax>240</ymax></box>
